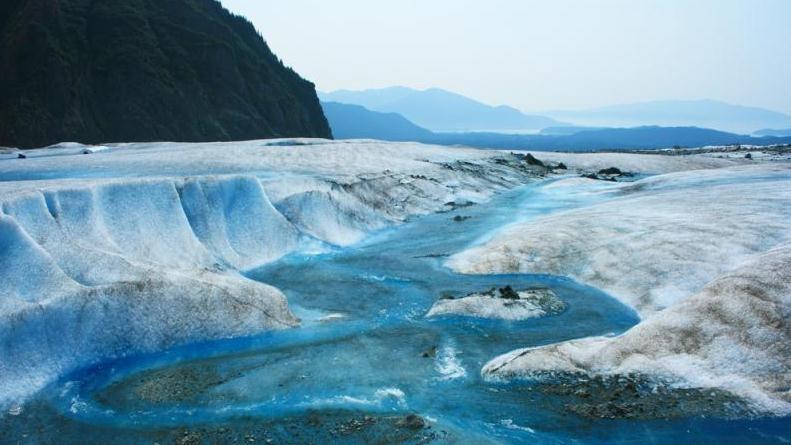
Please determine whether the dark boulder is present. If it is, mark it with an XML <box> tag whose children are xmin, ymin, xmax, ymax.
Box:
<box><xmin>498</xmin><ymin>285</ymin><xmax>520</xmax><ymax>300</ymax></box>
<box><xmin>396</xmin><ymin>414</ymin><xmax>426</xmax><ymax>430</ymax></box>
<box><xmin>598</xmin><ymin>167</ymin><xmax>623</xmax><ymax>176</ymax></box>
<box><xmin>421</xmin><ymin>346</ymin><xmax>437</xmax><ymax>358</ymax></box>
<box><xmin>523</xmin><ymin>153</ymin><xmax>545</xmax><ymax>166</ymax></box>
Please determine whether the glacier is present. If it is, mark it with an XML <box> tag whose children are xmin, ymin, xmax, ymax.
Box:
<box><xmin>0</xmin><ymin>139</ymin><xmax>539</xmax><ymax>409</ymax></box>
<box><xmin>2</xmin><ymin>138</ymin><xmax>789</xmax><ymax>441</ymax></box>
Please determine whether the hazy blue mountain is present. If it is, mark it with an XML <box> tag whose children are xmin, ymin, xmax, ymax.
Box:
<box><xmin>427</xmin><ymin>126</ymin><xmax>791</xmax><ymax>151</ymax></box>
<box><xmin>321</xmin><ymin>102</ymin><xmax>433</xmax><ymax>141</ymax></box>
<box><xmin>319</xmin><ymin>87</ymin><xmax>563</xmax><ymax>132</ymax></box>
<box><xmin>539</xmin><ymin>126</ymin><xmax>605</xmax><ymax>135</ymax></box>
<box><xmin>754</xmin><ymin>128</ymin><xmax>791</xmax><ymax>137</ymax></box>
<box><xmin>321</xmin><ymin>98</ymin><xmax>791</xmax><ymax>152</ymax></box>
<box><xmin>544</xmin><ymin>100</ymin><xmax>791</xmax><ymax>134</ymax></box>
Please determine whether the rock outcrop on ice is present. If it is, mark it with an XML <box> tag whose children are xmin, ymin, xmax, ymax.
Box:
<box><xmin>448</xmin><ymin>161</ymin><xmax>791</xmax><ymax>415</ymax></box>
<box><xmin>0</xmin><ymin>139</ymin><xmax>537</xmax><ymax>408</ymax></box>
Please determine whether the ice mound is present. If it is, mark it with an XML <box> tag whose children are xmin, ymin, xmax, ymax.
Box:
<box><xmin>449</xmin><ymin>164</ymin><xmax>791</xmax><ymax>315</ymax></box>
<box><xmin>427</xmin><ymin>288</ymin><xmax>565</xmax><ymax>321</ymax></box>
<box><xmin>482</xmin><ymin>243</ymin><xmax>791</xmax><ymax>415</ymax></box>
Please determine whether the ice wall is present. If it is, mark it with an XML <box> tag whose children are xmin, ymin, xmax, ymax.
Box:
<box><xmin>0</xmin><ymin>176</ymin><xmax>303</xmax><ymax>407</ymax></box>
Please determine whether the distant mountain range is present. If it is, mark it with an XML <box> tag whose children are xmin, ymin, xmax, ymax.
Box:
<box><xmin>426</xmin><ymin>126</ymin><xmax>791</xmax><ymax>151</ymax></box>
<box><xmin>754</xmin><ymin>128</ymin><xmax>791</xmax><ymax>137</ymax></box>
<box><xmin>544</xmin><ymin>100</ymin><xmax>791</xmax><ymax>135</ymax></box>
<box><xmin>321</xmin><ymin>101</ymin><xmax>791</xmax><ymax>151</ymax></box>
<box><xmin>319</xmin><ymin>87</ymin><xmax>563</xmax><ymax>132</ymax></box>
<box><xmin>321</xmin><ymin>87</ymin><xmax>791</xmax><ymax>135</ymax></box>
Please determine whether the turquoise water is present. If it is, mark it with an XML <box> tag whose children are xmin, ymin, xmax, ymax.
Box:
<box><xmin>2</xmin><ymin>179</ymin><xmax>789</xmax><ymax>444</ymax></box>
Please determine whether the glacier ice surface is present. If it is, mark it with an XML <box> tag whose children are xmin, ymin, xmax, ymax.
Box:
<box><xmin>0</xmin><ymin>139</ymin><xmax>537</xmax><ymax>408</ymax></box>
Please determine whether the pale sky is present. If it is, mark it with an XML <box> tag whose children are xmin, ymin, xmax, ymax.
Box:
<box><xmin>221</xmin><ymin>0</ymin><xmax>791</xmax><ymax>114</ymax></box>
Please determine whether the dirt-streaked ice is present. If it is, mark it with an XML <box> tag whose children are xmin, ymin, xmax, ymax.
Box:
<box><xmin>449</xmin><ymin>161</ymin><xmax>791</xmax><ymax>415</ymax></box>
<box><xmin>481</xmin><ymin>243</ymin><xmax>791</xmax><ymax>415</ymax></box>
<box><xmin>449</xmin><ymin>164</ymin><xmax>791</xmax><ymax>315</ymax></box>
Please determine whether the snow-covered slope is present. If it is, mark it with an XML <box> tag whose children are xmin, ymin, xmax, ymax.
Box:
<box><xmin>0</xmin><ymin>139</ymin><xmax>538</xmax><ymax>408</ymax></box>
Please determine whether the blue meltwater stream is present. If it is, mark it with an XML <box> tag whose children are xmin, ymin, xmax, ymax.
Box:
<box><xmin>3</xmin><ymin>178</ymin><xmax>789</xmax><ymax>444</ymax></box>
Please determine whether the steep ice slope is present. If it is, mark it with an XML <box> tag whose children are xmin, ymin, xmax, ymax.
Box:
<box><xmin>449</xmin><ymin>162</ymin><xmax>791</xmax><ymax>414</ymax></box>
<box><xmin>0</xmin><ymin>176</ymin><xmax>301</xmax><ymax>406</ymax></box>
<box><xmin>0</xmin><ymin>139</ymin><xmax>539</xmax><ymax>408</ymax></box>
<box><xmin>482</xmin><ymin>244</ymin><xmax>791</xmax><ymax>415</ymax></box>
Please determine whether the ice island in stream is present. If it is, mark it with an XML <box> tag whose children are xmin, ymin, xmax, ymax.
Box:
<box><xmin>426</xmin><ymin>286</ymin><xmax>566</xmax><ymax>320</ymax></box>
<box><xmin>1</xmin><ymin>139</ymin><xmax>789</xmax><ymax>425</ymax></box>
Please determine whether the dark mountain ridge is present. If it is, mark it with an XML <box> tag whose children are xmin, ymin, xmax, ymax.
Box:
<box><xmin>0</xmin><ymin>0</ymin><xmax>331</xmax><ymax>148</ymax></box>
